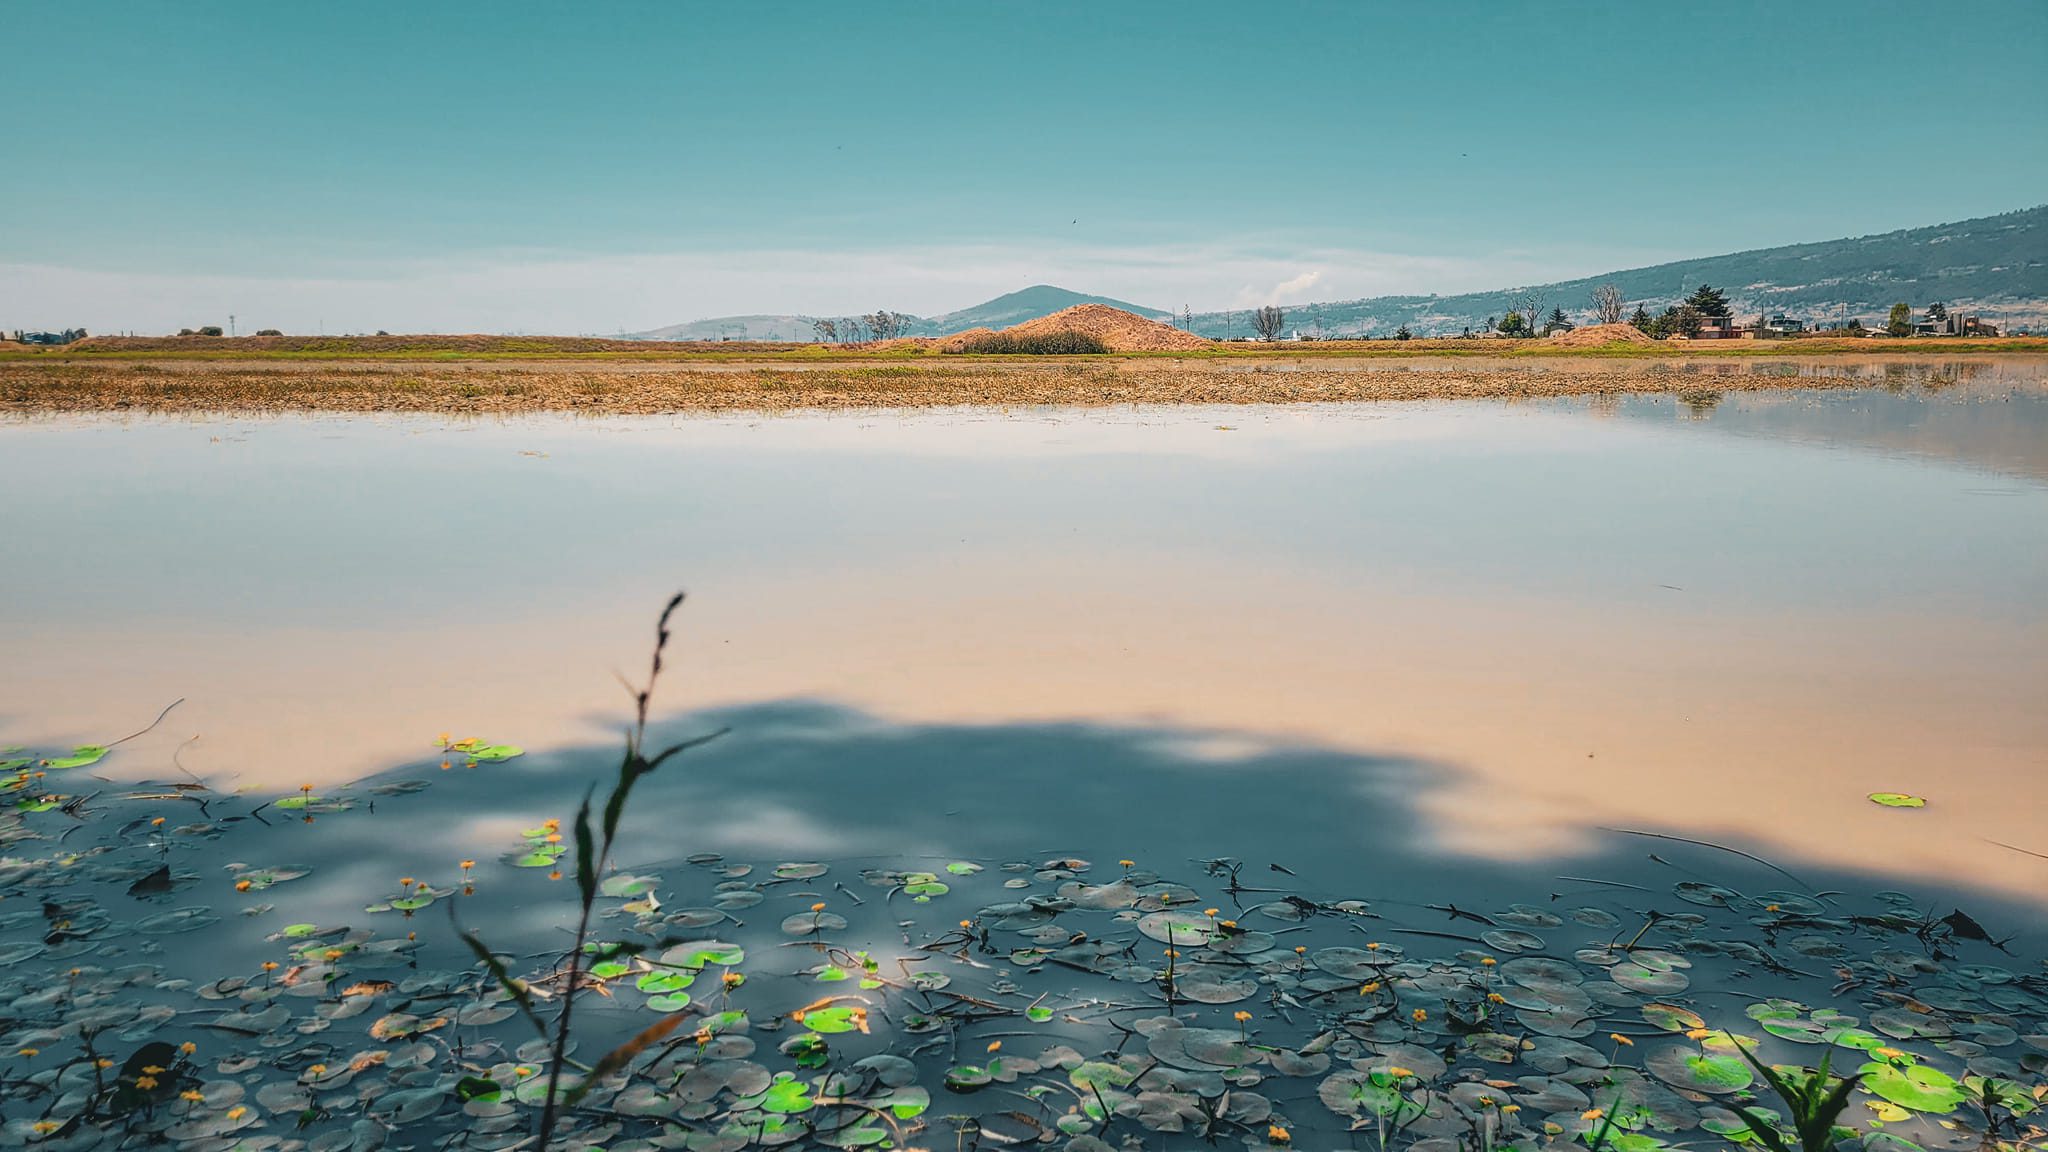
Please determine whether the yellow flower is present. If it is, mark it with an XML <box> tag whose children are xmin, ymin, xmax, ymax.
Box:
<box><xmin>1487</xmin><ymin>992</ymin><xmax>1506</xmax><ymax>1004</ymax></box>
<box><xmin>399</xmin><ymin>877</ymin><xmax>416</xmax><ymax>887</ymax></box>
<box><xmin>1360</xmin><ymin>981</ymin><xmax>1382</xmax><ymax>995</ymax></box>
<box><xmin>1118</xmin><ymin>859</ymin><xmax>1134</xmax><ymax>868</ymax></box>
<box><xmin>460</xmin><ymin>859</ymin><xmax>475</xmax><ymax>870</ymax></box>
<box><xmin>309</xmin><ymin>1063</ymin><xmax>329</xmax><ymax>1075</ymax></box>
<box><xmin>1685</xmin><ymin>1027</ymin><xmax>1712</xmax><ymax>1041</ymax></box>
<box><xmin>1234</xmin><ymin>1010</ymin><xmax>1252</xmax><ymax>1022</ymax></box>
<box><xmin>1267</xmin><ymin>1125</ymin><xmax>1291</xmax><ymax>1145</ymax></box>
<box><xmin>1293</xmin><ymin>946</ymin><xmax>1307</xmax><ymax>955</ymax></box>
<box><xmin>1480</xmin><ymin>956</ymin><xmax>1496</xmax><ymax>966</ymax></box>
<box><xmin>1873</xmin><ymin>1046</ymin><xmax>1906</xmax><ymax>1060</ymax></box>
<box><xmin>1412</xmin><ymin>1008</ymin><xmax>1428</xmax><ymax>1023</ymax></box>
<box><xmin>179</xmin><ymin>1042</ymin><xmax>197</xmax><ymax>1055</ymax></box>
<box><xmin>262</xmin><ymin>961</ymin><xmax>279</xmax><ymax>971</ymax></box>
<box><xmin>514</xmin><ymin>1066</ymin><xmax>534</xmax><ymax>1077</ymax></box>
<box><xmin>227</xmin><ymin>1106</ymin><xmax>247</xmax><ymax>1121</ymax></box>
<box><xmin>135</xmin><ymin>1075</ymin><xmax>159</xmax><ymax>1090</ymax></box>
<box><xmin>142</xmin><ymin>1065</ymin><xmax>165</xmax><ymax>1074</ymax></box>
<box><xmin>548</xmin><ymin>870</ymin><xmax>562</xmax><ymax>880</ymax></box>
<box><xmin>959</xmin><ymin>919</ymin><xmax>973</xmax><ymax>928</ymax></box>
<box><xmin>151</xmin><ymin>816</ymin><xmax>166</xmax><ymax>826</ymax></box>
<box><xmin>544</xmin><ymin>833</ymin><xmax>562</xmax><ymax>843</ymax></box>
<box><xmin>1610</xmin><ymin>1033</ymin><xmax>1634</xmax><ymax>1047</ymax></box>
<box><xmin>234</xmin><ymin>880</ymin><xmax>252</xmax><ymax>892</ymax></box>
<box><xmin>323</xmin><ymin>948</ymin><xmax>343</xmax><ymax>961</ymax></box>
<box><xmin>986</xmin><ymin>1040</ymin><xmax>1002</xmax><ymax>1053</ymax></box>
<box><xmin>1766</xmin><ymin>903</ymin><xmax>1781</xmax><ymax>912</ymax></box>
<box><xmin>15</xmin><ymin>1047</ymin><xmax>37</xmax><ymax>1057</ymax></box>
<box><xmin>809</xmin><ymin>902</ymin><xmax>827</xmax><ymax>912</ymax></box>
<box><xmin>180</xmin><ymin>1090</ymin><xmax>205</xmax><ymax>1102</ymax></box>
<box><xmin>1366</xmin><ymin>942</ymin><xmax>1380</xmax><ymax>950</ymax></box>
<box><xmin>1204</xmin><ymin>908</ymin><xmax>1219</xmax><ymax>918</ymax></box>
<box><xmin>1503</xmin><ymin>1104</ymin><xmax>1522</xmax><ymax>1113</ymax></box>
<box><xmin>1387</xmin><ymin>1066</ymin><xmax>1415</xmax><ymax>1079</ymax></box>
<box><xmin>97</xmin><ymin>1058</ymin><xmax>114</xmax><ymax>1069</ymax></box>
<box><xmin>1583</xmin><ymin>1109</ymin><xmax>1605</xmax><ymax>1121</ymax></box>
<box><xmin>31</xmin><ymin>1122</ymin><xmax>61</xmax><ymax>1135</ymax></box>
<box><xmin>1220</xmin><ymin>919</ymin><xmax>1238</xmax><ymax>929</ymax></box>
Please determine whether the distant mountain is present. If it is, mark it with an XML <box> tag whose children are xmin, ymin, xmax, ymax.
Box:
<box><xmin>624</xmin><ymin>207</ymin><xmax>2046</xmax><ymax>342</ymax></box>
<box><xmin>622</xmin><ymin>284</ymin><xmax>1167</xmax><ymax>342</ymax></box>
<box><xmin>1187</xmin><ymin>206</ymin><xmax>2048</xmax><ymax>338</ymax></box>
<box><xmin>925</xmin><ymin>286</ymin><xmax>1168</xmax><ymax>332</ymax></box>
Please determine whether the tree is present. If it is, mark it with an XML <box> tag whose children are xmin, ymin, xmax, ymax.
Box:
<box><xmin>1497</xmin><ymin>310</ymin><xmax>1528</xmax><ymax>337</ymax></box>
<box><xmin>1181</xmin><ymin>304</ymin><xmax>1192</xmax><ymax>331</ymax></box>
<box><xmin>1629</xmin><ymin>304</ymin><xmax>1653</xmax><ymax>333</ymax></box>
<box><xmin>1510</xmin><ymin>290</ymin><xmax>1544</xmax><ymax>336</ymax></box>
<box><xmin>1483</xmin><ymin>316</ymin><xmax>1497</xmax><ymax>332</ymax></box>
<box><xmin>862</xmin><ymin>311</ymin><xmax>906</xmax><ymax>341</ymax></box>
<box><xmin>1886</xmin><ymin>302</ymin><xmax>1911</xmax><ymax>337</ymax></box>
<box><xmin>1592</xmin><ymin>283</ymin><xmax>1626</xmax><ymax>325</ymax></box>
<box><xmin>1394</xmin><ymin>323</ymin><xmax>1413</xmax><ymax>341</ymax></box>
<box><xmin>1252</xmin><ymin>305</ymin><xmax>1286</xmax><ymax>341</ymax></box>
<box><xmin>255</xmin><ymin>328</ymin><xmax>283</xmax><ymax>337</ymax></box>
<box><xmin>810</xmin><ymin>318</ymin><xmax>838</xmax><ymax>343</ymax></box>
<box><xmin>1543</xmin><ymin>307</ymin><xmax>1572</xmax><ymax>335</ymax></box>
<box><xmin>1926</xmin><ymin>302</ymin><xmax>1948</xmax><ymax>322</ymax></box>
<box><xmin>1684</xmin><ymin>284</ymin><xmax>1732</xmax><ymax>320</ymax></box>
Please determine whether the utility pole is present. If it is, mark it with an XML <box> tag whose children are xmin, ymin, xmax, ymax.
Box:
<box><xmin>229</xmin><ymin>314</ymin><xmax>236</xmax><ymax>337</ymax></box>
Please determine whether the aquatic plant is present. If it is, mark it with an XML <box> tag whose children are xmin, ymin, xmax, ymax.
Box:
<box><xmin>452</xmin><ymin>591</ymin><xmax>727</xmax><ymax>1152</ymax></box>
<box><xmin>1728</xmin><ymin>1041</ymin><xmax>1863</xmax><ymax>1152</ymax></box>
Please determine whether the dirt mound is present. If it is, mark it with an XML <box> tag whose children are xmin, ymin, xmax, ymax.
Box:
<box><xmin>1549</xmin><ymin>323</ymin><xmax>1659</xmax><ymax>347</ymax></box>
<box><xmin>991</xmin><ymin>305</ymin><xmax>1211</xmax><ymax>352</ymax></box>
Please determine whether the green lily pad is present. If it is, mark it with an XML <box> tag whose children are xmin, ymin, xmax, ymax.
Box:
<box><xmin>1867</xmin><ymin>792</ymin><xmax>1926</xmax><ymax>808</ymax></box>
<box><xmin>45</xmin><ymin>745</ymin><xmax>109</xmax><ymax>770</ymax></box>
<box><xmin>1645</xmin><ymin>1045</ymin><xmax>1754</xmax><ymax>1093</ymax></box>
<box><xmin>636</xmin><ymin>970</ymin><xmax>695</xmax><ymax>994</ymax></box>
<box><xmin>1859</xmin><ymin>1061</ymin><xmax>1966</xmax><ymax>1113</ymax></box>
<box><xmin>799</xmin><ymin>1005</ymin><xmax>865</xmax><ymax>1034</ymax></box>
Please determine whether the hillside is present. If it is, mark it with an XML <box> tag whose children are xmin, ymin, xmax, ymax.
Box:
<box><xmin>925</xmin><ymin>285</ymin><xmax>1169</xmax><ymax>332</ymax></box>
<box><xmin>1187</xmin><ymin>206</ymin><xmax>2048</xmax><ymax>338</ymax></box>
<box><xmin>624</xmin><ymin>284</ymin><xmax>1169</xmax><ymax>343</ymax></box>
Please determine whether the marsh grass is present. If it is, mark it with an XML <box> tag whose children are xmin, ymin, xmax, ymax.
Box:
<box><xmin>452</xmin><ymin>592</ymin><xmax>727</xmax><ymax>1152</ymax></box>
<box><xmin>1730</xmin><ymin>1041</ymin><xmax>1864</xmax><ymax>1152</ymax></box>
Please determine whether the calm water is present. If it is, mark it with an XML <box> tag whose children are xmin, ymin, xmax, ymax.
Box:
<box><xmin>4</xmin><ymin>366</ymin><xmax>2047</xmax><ymax>907</ymax></box>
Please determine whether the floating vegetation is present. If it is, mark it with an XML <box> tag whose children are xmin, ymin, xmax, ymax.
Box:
<box><xmin>1867</xmin><ymin>793</ymin><xmax>1928</xmax><ymax>809</ymax></box>
<box><xmin>1</xmin><ymin>609</ymin><xmax>2041</xmax><ymax>1152</ymax></box>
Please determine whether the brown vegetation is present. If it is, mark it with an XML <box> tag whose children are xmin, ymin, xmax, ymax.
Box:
<box><xmin>8</xmin><ymin>354</ymin><xmax>2033</xmax><ymax>416</ymax></box>
<box><xmin>974</xmin><ymin>304</ymin><xmax>1211</xmax><ymax>352</ymax></box>
<box><xmin>1549</xmin><ymin>323</ymin><xmax>1660</xmax><ymax>347</ymax></box>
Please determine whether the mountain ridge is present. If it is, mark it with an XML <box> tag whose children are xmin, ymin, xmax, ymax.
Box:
<box><xmin>623</xmin><ymin>206</ymin><xmax>2046</xmax><ymax>340</ymax></box>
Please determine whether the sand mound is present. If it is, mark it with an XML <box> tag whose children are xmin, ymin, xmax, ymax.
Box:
<box><xmin>1549</xmin><ymin>323</ymin><xmax>1659</xmax><ymax>347</ymax></box>
<box><xmin>990</xmin><ymin>305</ymin><xmax>1212</xmax><ymax>352</ymax></box>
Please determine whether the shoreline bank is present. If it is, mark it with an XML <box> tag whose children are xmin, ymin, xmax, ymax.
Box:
<box><xmin>5</xmin><ymin>353</ymin><xmax>2043</xmax><ymax>415</ymax></box>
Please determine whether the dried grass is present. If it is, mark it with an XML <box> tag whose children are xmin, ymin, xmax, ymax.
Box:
<box><xmin>0</xmin><ymin>357</ymin><xmax>1951</xmax><ymax>416</ymax></box>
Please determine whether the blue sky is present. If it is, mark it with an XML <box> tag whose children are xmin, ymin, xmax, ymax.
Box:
<box><xmin>4</xmin><ymin>0</ymin><xmax>2044</xmax><ymax>333</ymax></box>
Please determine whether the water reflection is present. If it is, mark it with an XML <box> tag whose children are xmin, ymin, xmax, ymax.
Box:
<box><xmin>4</xmin><ymin>372</ymin><xmax>2045</xmax><ymax>902</ymax></box>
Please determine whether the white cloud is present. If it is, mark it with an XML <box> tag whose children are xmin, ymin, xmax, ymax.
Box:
<box><xmin>0</xmin><ymin>241</ymin><xmax>1652</xmax><ymax>336</ymax></box>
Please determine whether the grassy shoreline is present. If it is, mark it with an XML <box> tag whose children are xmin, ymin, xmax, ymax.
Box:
<box><xmin>3</xmin><ymin>333</ymin><xmax>2043</xmax><ymax>365</ymax></box>
<box><xmin>6</xmin><ymin>352</ymin><xmax>2042</xmax><ymax>415</ymax></box>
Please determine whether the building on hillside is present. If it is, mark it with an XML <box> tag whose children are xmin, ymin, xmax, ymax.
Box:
<box><xmin>1911</xmin><ymin>311</ymin><xmax>2000</xmax><ymax>336</ymax></box>
<box><xmin>1761</xmin><ymin>314</ymin><xmax>1805</xmax><ymax>334</ymax></box>
<box><xmin>1692</xmin><ymin>317</ymin><xmax>1746</xmax><ymax>339</ymax></box>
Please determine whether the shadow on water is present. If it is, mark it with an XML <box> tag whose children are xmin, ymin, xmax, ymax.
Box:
<box><xmin>7</xmin><ymin>697</ymin><xmax>2043</xmax><ymax>1149</ymax></box>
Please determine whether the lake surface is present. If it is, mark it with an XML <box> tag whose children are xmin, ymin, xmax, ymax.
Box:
<box><xmin>6</xmin><ymin>366</ymin><xmax>2045</xmax><ymax>902</ymax></box>
<box><xmin>5</xmin><ymin>365</ymin><xmax>2047</xmax><ymax>1149</ymax></box>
